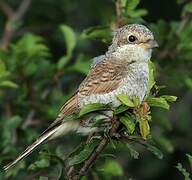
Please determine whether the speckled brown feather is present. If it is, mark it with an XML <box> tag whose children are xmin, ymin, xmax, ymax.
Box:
<box><xmin>43</xmin><ymin>59</ymin><xmax>128</xmax><ymax>133</ymax></box>
<box><xmin>78</xmin><ymin>59</ymin><xmax>127</xmax><ymax>96</ymax></box>
<box><xmin>59</xmin><ymin>94</ymin><xmax>79</xmax><ymax>117</ymax></box>
<box><xmin>39</xmin><ymin>59</ymin><xmax>128</xmax><ymax>137</ymax></box>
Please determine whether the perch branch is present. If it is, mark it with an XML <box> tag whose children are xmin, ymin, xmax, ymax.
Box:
<box><xmin>80</xmin><ymin>120</ymin><xmax>120</xmax><ymax>176</ymax></box>
<box><xmin>67</xmin><ymin>119</ymin><xmax>120</xmax><ymax>180</ymax></box>
<box><xmin>78</xmin><ymin>136</ymin><xmax>109</xmax><ymax>176</ymax></box>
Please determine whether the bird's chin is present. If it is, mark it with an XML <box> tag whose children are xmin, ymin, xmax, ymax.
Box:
<box><xmin>148</xmin><ymin>48</ymin><xmax>152</xmax><ymax>55</ymax></box>
<box><xmin>110</xmin><ymin>44</ymin><xmax>152</xmax><ymax>63</ymax></box>
<box><xmin>135</xmin><ymin>46</ymin><xmax>152</xmax><ymax>62</ymax></box>
<box><xmin>144</xmin><ymin>48</ymin><xmax>152</xmax><ymax>61</ymax></box>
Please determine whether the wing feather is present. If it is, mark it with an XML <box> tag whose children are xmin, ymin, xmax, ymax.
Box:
<box><xmin>78</xmin><ymin>59</ymin><xmax>127</xmax><ymax>96</ymax></box>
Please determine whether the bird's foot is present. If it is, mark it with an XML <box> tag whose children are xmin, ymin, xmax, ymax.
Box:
<box><xmin>87</xmin><ymin>135</ymin><xmax>102</xmax><ymax>144</ymax></box>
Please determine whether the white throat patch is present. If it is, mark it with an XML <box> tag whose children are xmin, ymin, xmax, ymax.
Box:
<box><xmin>112</xmin><ymin>44</ymin><xmax>152</xmax><ymax>63</ymax></box>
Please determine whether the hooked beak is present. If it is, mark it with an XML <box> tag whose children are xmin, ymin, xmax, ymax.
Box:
<box><xmin>145</xmin><ymin>39</ymin><xmax>159</xmax><ymax>49</ymax></box>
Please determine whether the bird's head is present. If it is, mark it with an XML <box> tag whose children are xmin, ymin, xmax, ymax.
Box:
<box><xmin>108</xmin><ymin>24</ymin><xmax>158</xmax><ymax>62</ymax></box>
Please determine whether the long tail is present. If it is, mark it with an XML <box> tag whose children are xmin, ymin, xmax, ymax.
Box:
<box><xmin>3</xmin><ymin>121</ymin><xmax>79</xmax><ymax>171</ymax></box>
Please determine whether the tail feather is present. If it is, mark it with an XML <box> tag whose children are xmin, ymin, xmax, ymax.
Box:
<box><xmin>3</xmin><ymin>121</ymin><xmax>79</xmax><ymax>171</ymax></box>
<box><xmin>3</xmin><ymin>127</ymin><xmax>57</xmax><ymax>171</ymax></box>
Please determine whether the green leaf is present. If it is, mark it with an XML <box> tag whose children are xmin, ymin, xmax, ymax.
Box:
<box><xmin>132</xmin><ymin>96</ymin><xmax>140</xmax><ymax>106</ymax></box>
<box><xmin>126</xmin><ymin>144</ymin><xmax>139</xmax><ymax>159</ymax></box>
<box><xmin>57</xmin><ymin>25</ymin><xmax>76</xmax><ymax>70</ymax></box>
<box><xmin>60</xmin><ymin>25</ymin><xmax>76</xmax><ymax>56</ymax></box>
<box><xmin>81</xmin><ymin>26</ymin><xmax>111</xmax><ymax>42</ymax></box>
<box><xmin>161</xmin><ymin>95</ymin><xmax>177</xmax><ymax>102</ymax></box>
<box><xmin>65</xmin><ymin>54</ymin><xmax>90</xmax><ymax>74</ymax></box>
<box><xmin>125</xmin><ymin>0</ymin><xmax>140</xmax><ymax>11</ymax></box>
<box><xmin>100</xmin><ymin>159</ymin><xmax>123</xmax><ymax>176</ymax></box>
<box><xmin>147</xmin><ymin>97</ymin><xmax>170</xmax><ymax>110</ymax></box>
<box><xmin>68</xmin><ymin>141</ymin><xmax>98</xmax><ymax>166</ymax></box>
<box><xmin>116</xmin><ymin>94</ymin><xmax>135</xmax><ymax>107</ymax></box>
<box><xmin>130</xmin><ymin>9</ymin><xmax>148</xmax><ymax>18</ymax></box>
<box><xmin>28</xmin><ymin>159</ymin><xmax>50</xmax><ymax>170</ymax></box>
<box><xmin>147</xmin><ymin>60</ymin><xmax>156</xmax><ymax>94</ymax></box>
<box><xmin>185</xmin><ymin>78</ymin><xmax>192</xmax><ymax>89</ymax></box>
<box><xmin>66</xmin><ymin>143</ymin><xmax>84</xmax><ymax>159</ymax></box>
<box><xmin>0</xmin><ymin>165</ymin><xmax>5</xmax><ymax>180</ymax></box>
<box><xmin>120</xmin><ymin>116</ymin><xmax>135</xmax><ymax>134</ymax></box>
<box><xmin>0</xmin><ymin>70</ymin><xmax>10</xmax><ymax>79</ymax></box>
<box><xmin>0</xmin><ymin>80</ymin><xmax>18</xmax><ymax>88</ymax></box>
<box><xmin>57</xmin><ymin>56</ymin><xmax>70</xmax><ymax>70</ymax></box>
<box><xmin>176</xmin><ymin>163</ymin><xmax>191</xmax><ymax>180</ymax></box>
<box><xmin>39</xmin><ymin>176</ymin><xmax>48</xmax><ymax>180</ymax></box>
<box><xmin>64</xmin><ymin>114</ymin><xmax>79</xmax><ymax>122</ymax></box>
<box><xmin>80</xmin><ymin>176</ymin><xmax>88</xmax><ymax>180</ymax></box>
<box><xmin>186</xmin><ymin>154</ymin><xmax>192</xmax><ymax>170</ymax></box>
<box><xmin>142</xmin><ymin>142</ymin><xmax>163</xmax><ymax>159</ymax></box>
<box><xmin>79</xmin><ymin>103</ymin><xmax>108</xmax><ymax>117</ymax></box>
<box><xmin>6</xmin><ymin>116</ymin><xmax>23</xmax><ymax>129</ymax></box>
<box><xmin>2</xmin><ymin>116</ymin><xmax>23</xmax><ymax>147</ymax></box>
<box><xmin>114</xmin><ymin>105</ymin><xmax>129</xmax><ymax>115</ymax></box>
<box><xmin>11</xmin><ymin>33</ymin><xmax>50</xmax><ymax>60</ymax></box>
<box><xmin>139</xmin><ymin>119</ymin><xmax>150</xmax><ymax>140</ymax></box>
<box><xmin>154</xmin><ymin>135</ymin><xmax>174</xmax><ymax>153</ymax></box>
<box><xmin>182</xmin><ymin>2</ymin><xmax>192</xmax><ymax>16</ymax></box>
<box><xmin>0</xmin><ymin>59</ymin><xmax>6</xmax><ymax>72</ymax></box>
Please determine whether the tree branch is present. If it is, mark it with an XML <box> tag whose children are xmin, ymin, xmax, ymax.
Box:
<box><xmin>0</xmin><ymin>1</ymin><xmax>14</xmax><ymax>18</ymax></box>
<box><xmin>0</xmin><ymin>0</ymin><xmax>32</xmax><ymax>50</ymax></box>
<box><xmin>67</xmin><ymin>119</ymin><xmax>120</xmax><ymax>180</ymax></box>
<box><xmin>115</xmin><ymin>0</ymin><xmax>125</xmax><ymax>27</ymax></box>
<box><xmin>14</xmin><ymin>0</ymin><xmax>32</xmax><ymax>21</ymax></box>
<box><xmin>78</xmin><ymin>136</ymin><xmax>109</xmax><ymax>177</ymax></box>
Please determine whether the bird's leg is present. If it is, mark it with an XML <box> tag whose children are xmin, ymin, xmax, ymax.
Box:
<box><xmin>67</xmin><ymin>166</ymin><xmax>76</xmax><ymax>179</ymax></box>
<box><xmin>100</xmin><ymin>110</ymin><xmax>114</xmax><ymax>120</ymax></box>
<box><xmin>78</xmin><ymin>118</ymin><xmax>120</xmax><ymax>178</ymax></box>
<box><xmin>86</xmin><ymin>134</ymin><xmax>102</xmax><ymax>144</ymax></box>
<box><xmin>86</xmin><ymin>132</ymin><xmax>95</xmax><ymax>144</ymax></box>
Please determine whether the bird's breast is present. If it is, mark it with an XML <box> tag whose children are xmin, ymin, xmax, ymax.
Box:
<box><xmin>119</xmin><ymin>63</ymin><xmax>149</xmax><ymax>102</ymax></box>
<box><xmin>79</xmin><ymin>62</ymin><xmax>149</xmax><ymax>107</ymax></box>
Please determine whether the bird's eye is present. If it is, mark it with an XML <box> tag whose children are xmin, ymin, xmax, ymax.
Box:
<box><xmin>128</xmin><ymin>35</ymin><xmax>136</xmax><ymax>43</ymax></box>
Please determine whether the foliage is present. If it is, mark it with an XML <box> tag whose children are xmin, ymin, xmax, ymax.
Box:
<box><xmin>176</xmin><ymin>154</ymin><xmax>192</xmax><ymax>180</ymax></box>
<box><xmin>0</xmin><ymin>0</ymin><xmax>191</xmax><ymax>179</ymax></box>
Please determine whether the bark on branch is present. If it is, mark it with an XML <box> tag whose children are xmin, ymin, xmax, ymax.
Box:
<box><xmin>67</xmin><ymin>119</ymin><xmax>120</xmax><ymax>180</ymax></box>
<box><xmin>115</xmin><ymin>0</ymin><xmax>125</xmax><ymax>27</ymax></box>
<box><xmin>0</xmin><ymin>0</ymin><xmax>32</xmax><ymax>50</ymax></box>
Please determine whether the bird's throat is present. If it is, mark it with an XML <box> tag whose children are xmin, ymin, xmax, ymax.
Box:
<box><xmin>109</xmin><ymin>44</ymin><xmax>152</xmax><ymax>63</ymax></box>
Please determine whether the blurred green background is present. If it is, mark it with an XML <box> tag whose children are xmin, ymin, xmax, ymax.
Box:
<box><xmin>0</xmin><ymin>0</ymin><xmax>192</xmax><ymax>179</ymax></box>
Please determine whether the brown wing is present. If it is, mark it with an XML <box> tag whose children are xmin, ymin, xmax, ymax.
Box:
<box><xmin>78</xmin><ymin>60</ymin><xmax>127</xmax><ymax>96</ymax></box>
<box><xmin>58</xmin><ymin>93</ymin><xmax>79</xmax><ymax>117</ymax></box>
<box><xmin>42</xmin><ymin>59</ymin><xmax>127</xmax><ymax>135</ymax></box>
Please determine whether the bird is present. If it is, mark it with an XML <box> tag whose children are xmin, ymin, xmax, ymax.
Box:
<box><xmin>4</xmin><ymin>24</ymin><xmax>158</xmax><ymax>171</ymax></box>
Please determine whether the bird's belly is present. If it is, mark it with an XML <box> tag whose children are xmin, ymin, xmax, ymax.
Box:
<box><xmin>79</xmin><ymin>76</ymin><xmax>148</xmax><ymax>108</ymax></box>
